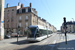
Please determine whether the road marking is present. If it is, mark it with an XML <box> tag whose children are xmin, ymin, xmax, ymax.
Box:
<box><xmin>53</xmin><ymin>40</ymin><xmax>56</xmax><ymax>44</ymax></box>
<box><xmin>48</xmin><ymin>40</ymin><xmax>57</xmax><ymax>50</ymax></box>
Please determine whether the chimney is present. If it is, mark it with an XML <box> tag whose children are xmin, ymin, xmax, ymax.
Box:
<box><xmin>7</xmin><ymin>3</ymin><xmax>9</xmax><ymax>8</ymax></box>
<box><xmin>21</xmin><ymin>4</ymin><xmax>23</xmax><ymax>8</ymax></box>
<box><xmin>30</xmin><ymin>3</ymin><xmax>32</xmax><ymax>7</ymax></box>
<box><xmin>18</xmin><ymin>2</ymin><xmax>21</xmax><ymax>6</ymax></box>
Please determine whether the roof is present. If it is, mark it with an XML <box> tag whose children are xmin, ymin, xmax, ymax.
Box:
<box><xmin>28</xmin><ymin>25</ymin><xmax>52</xmax><ymax>31</ymax></box>
<box><xmin>63</xmin><ymin>21</ymin><xmax>75</xmax><ymax>25</ymax></box>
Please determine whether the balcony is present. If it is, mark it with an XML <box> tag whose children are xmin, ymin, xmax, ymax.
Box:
<box><xmin>25</xmin><ymin>19</ymin><xmax>28</xmax><ymax>21</ymax></box>
<box><xmin>19</xmin><ymin>20</ymin><xmax>22</xmax><ymax>22</ymax></box>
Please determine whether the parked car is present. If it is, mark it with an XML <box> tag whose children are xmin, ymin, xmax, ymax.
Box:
<box><xmin>72</xmin><ymin>32</ymin><xmax>74</xmax><ymax>33</ymax></box>
<box><xmin>11</xmin><ymin>33</ymin><xmax>18</xmax><ymax>37</ymax></box>
<box><xmin>5</xmin><ymin>35</ymin><xmax>11</xmax><ymax>38</ymax></box>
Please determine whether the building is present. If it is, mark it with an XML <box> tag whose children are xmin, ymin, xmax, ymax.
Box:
<box><xmin>61</xmin><ymin>21</ymin><xmax>75</xmax><ymax>33</ymax></box>
<box><xmin>4</xmin><ymin>2</ymin><xmax>57</xmax><ymax>36</ymax></box>
<box><xmin>4</xmin><ymin>2</ymin><xmax>21</xmax><ymax>36</ymax></box>
<box><xmin>0</xmin><ymin>0</ymin><xmax>4</xmax><ymax>40</ymax></box>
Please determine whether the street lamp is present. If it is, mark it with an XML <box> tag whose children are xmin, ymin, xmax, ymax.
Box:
<box><xmin>72</xmin><ymin>18</ymin><xmax>74</xmax><ymax>32</ymax></box>
<box><xmin>17</xmin><ymin>25</ymin><xmax>20</xmax><ymax>43</ymax></box>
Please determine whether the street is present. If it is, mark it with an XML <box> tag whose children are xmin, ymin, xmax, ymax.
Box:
<box><xmin>0</xmin><ymin>33</ymin><xmax>75</xmax><ymax>50</ymax></box>
<box><xmin>0</xmin><ymin>33</ymin><xmax>59</xmax><ymax>50</ymax></box>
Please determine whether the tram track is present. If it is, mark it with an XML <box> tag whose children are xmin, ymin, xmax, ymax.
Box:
<box><xmin>6</xmin><ymin>33</ymin><xmax>59</xmax><ymax>50</ymax></box>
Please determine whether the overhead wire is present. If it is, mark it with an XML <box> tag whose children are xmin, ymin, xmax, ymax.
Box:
<box><xmin>24</xmin><ymin>0</ymin><xmax>29</xmax><ymax>4</ymax></box>
<box><xmin>45</xmin><ymin>0</ymin><xmax>53</xmax><ymax>17</ymax></box>
<box><xmin>40</xmin><ymin>0</ymin><xmax>51</xmax><ymax>18</ymax></box>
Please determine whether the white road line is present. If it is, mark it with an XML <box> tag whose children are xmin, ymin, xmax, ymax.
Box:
<box><xmin>53</xmin><ymin>40</ymin><xmax>56</xmax><ymax>44</ymax></box>
<box><xmin>48</xmin><ymin>40</ymin><xmax>57</xmax><ymax>50</ymax></box>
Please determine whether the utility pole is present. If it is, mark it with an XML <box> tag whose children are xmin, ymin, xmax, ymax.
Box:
<box><xmin>63</xmin><ymin>17</ymin><xmax>67</xmax><ymax>44</ymax></box>
<box><xmin>0</xmin><ymin>0</ymin><xmax>4</xmax><ymax>40</ymax></box>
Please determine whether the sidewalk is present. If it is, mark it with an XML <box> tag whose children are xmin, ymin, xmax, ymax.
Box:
<box><xmin>0</xmin><ymin>37</ymin><xmax>27</xmax><ymax>49</ymax></box>
<box><xmin>57</xmin><ymin>34</ymin><xmax>75</xmax><ymax>50</ymax></box>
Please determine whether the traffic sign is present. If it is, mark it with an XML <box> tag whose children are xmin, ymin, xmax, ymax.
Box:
<box><xmin>1</xmin><ymin>21</ymin><xmax>4</xmax><ymax>23</ymax></box>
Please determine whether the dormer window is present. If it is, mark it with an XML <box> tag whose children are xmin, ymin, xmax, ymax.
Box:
<box><xmin>19</xmin><ymin>9</ymin><xmax>22</xmax><ymax>13</ymax></box>
<box><xmin>17</xmin><ymin>10</ymin><xmax>19</xmax><ymax>14</ymax></box>
<box><xmin>26</xmin><ymin>8</ymin><xmax>28</xmax><ymax>12</ymax></box>
<box><xmin>22</xmin><ymin>9</ymin><xmax>25</xmax><ymax>13</ymax></box>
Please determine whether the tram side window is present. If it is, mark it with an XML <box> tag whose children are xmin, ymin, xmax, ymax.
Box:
<box><xmin>40</xmin><ymin>29</ymin><xmax>44</xmax><ymax>36</ymax></box>
<box><xmin>44</xmin><ymin>30</ymin><xmax>47</xmax><ymax>35</ymax></box>
<box><xmin>40</xmin><ymin>29</ymin><xmax>47</xmax><ymax>36</ymax></box>
<box><xmin>36</xmin><ymin>30</ymin><xmax>40</xmax><ymax>37</ymax></box>
<box><xmin>36</xmin><ymin>29</ymin><xmax>48</xmax><ymax>37</ymax></box>
<box><xmin>40</xmin><ymin>29</ymin><xmax>43</xmax><ymax>36</ymax></box>
<box><xmin>48</xmin><ymin>30</ymin><xmax>50</xmax><ymax>34</ymax></box>
<box><xmin>49</xmin><ymin>30</ymin><xmax>50</xmax><ymax>34</ymax></box>
<box><xmin>50</xmin><ymin>31</ymin><xmax>52</xmax><ymax>34</ymax></box>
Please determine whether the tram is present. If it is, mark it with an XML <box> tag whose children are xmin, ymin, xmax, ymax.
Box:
<box><xmin>27</xmin><ymin>25</ymin><xmax>52</xmax><ymax>41</ymax></box>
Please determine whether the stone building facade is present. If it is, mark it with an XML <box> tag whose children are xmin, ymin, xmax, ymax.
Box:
<box><xmin>4</xmin><ymin>2</ymin><xmax>57</xmax><ymax>36</ymax></box>
<box><xmin>61</xmin><ymin>21</ymin><xmax>75</xmax><ymax>33</ymax></box>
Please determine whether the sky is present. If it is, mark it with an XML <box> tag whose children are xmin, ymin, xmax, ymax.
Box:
<box><xmin>5</xmin><ymin>0</ymin><xmax>75</xmax><ymax>30</ymax></box>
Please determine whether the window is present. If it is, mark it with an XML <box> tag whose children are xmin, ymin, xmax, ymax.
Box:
<box><xmin>11</xmin><ymin>18</ymin><xmax>13</xmax><ymax>21</ymax></box>
<box><xmin>19</xmin><ymin>16</ymin><xmax>21</xmax><ymax>20</ymax></box>
<box><xmin>26</xmin><ymin>8</ymin><xmax>28</xmax><ymax>12</ymax></box>
<box><xmin>17</xmin><ymin>10</ymin><xmax>19</xmax><ymax>14</ymax></box>
<box><xmin>7</xmin><ymin>24</ymin><xmax>9</xmax><ymax>28</ymax></box>
<box><xmin>8</xmin><ymin>10</ymin><xmax>9</xmax><ymax>12</ymax></box>
<box><xmin>26</xmin><ymin>16</ymin><xmax>28</xmax><ymax>19</ymax></box>
<box><xmin>26</xmin><ymin>22</ymin><xmax>28</xmax><ymax>26</ymax></box>
<box><xmin>12</xmin><ymin>12</ymin><xmax>13</xmax><ymax>16</ymax></box>
<box><xmin>7</xmin><ymin>13</ymin><xmax>9</xmax><ymax>17</ymax></box>
<box><xmin>28</xmin><ymin>8</ymin><xmax>31</xmax><ymax>12</ymax></box>
<box><xmin>22</xmin><ymin>9</ymin><xmax>25</xmax><ymax>13</ymax></box>
<box><xmin>33</xmin><ymin>16</ymin><xmax>35</xmax><ymax>21</ymax></box>
<box><xmin>12</xmin><ymin>9</ymin><xmax>14</xmax><ymax>11</ymax></box>
<box><xmin>19</xmin><ymin>23</ymin><xmax>21</xmax><ymax>27</ymax></box>
<box><xmin>19</xmin><ymin>9</ymin><xmax>22</xmax><ymax>13</ymax></box>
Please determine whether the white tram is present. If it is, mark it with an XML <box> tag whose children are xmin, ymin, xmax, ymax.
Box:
<box><xmin>27</xmin><ymin>25</ymin><xmax>52</xmax><ymax>41</ymax></box>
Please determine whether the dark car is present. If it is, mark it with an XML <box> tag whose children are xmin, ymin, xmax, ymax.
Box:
<box><xmin>5</xmin><ymin>35</ymin><xmax>11</xmax><ymax>38</ymax></box>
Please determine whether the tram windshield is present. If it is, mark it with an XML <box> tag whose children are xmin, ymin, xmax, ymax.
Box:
<box><xmin>28</xmin><ymin>27</ymin><xmax>37</xmax><ymax>38</ymax></box>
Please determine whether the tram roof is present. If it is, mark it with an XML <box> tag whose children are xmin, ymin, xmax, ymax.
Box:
<box><xmin>29</xmin><ymin>25</ymin><xmax>52</xmax><ymax>31</ymax></box>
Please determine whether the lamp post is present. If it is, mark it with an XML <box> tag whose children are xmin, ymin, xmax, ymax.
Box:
<box><xmin>17</xmin><ymin>26</ymin><xmax>20</xmax><ymax>43</ymax></box>
<box><xmin>72</xmin><ymin>18</ymin><xmax>74</xmax><ymax>32</ymax></box>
